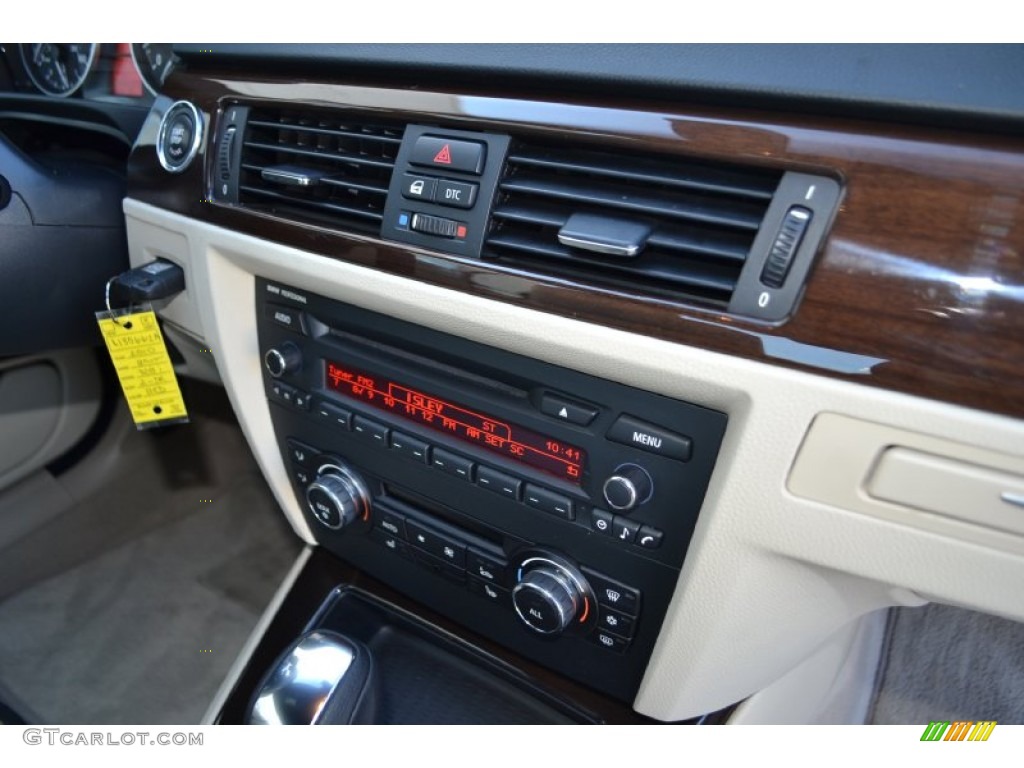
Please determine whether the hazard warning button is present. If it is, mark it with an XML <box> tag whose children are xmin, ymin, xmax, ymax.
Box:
<box><xmin>410</xmin><ymin>136</ymin><xmax>486</xmax><ymax>175</ymax></box>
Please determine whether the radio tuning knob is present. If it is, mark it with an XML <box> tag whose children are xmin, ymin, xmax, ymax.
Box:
<box><xmin>602</xmin><ymin>464</ymin><xmax>653</xmax><ymax>512</ymax></box>
<box><xmin>264</xmin><ymin>342</ymin><xmax>302</xmax><ymax>378</ymax></box>
<box><xmin>305</xmin><ymin>462</ymin><xmax>371</xmax><ymax>530</ymax></box>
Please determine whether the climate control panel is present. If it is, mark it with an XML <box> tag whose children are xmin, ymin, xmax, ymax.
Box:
<box><xmin>257</xmin><ymin>279</ymin><xmax>727</xmax><ymax>701</ymax></box>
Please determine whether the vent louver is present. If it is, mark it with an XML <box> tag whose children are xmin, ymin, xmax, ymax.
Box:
<box><xmin>238</xmin><ymin>108</ymin><xmax>405</xmax><ymax>235</ymax></box>
<box><xmin>484</xmin><ymin>143</ymin><xmax>784</xmax><ymax>307</ymax></box>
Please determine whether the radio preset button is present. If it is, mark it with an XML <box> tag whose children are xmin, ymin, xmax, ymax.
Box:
<box><xmin>606</xmin><ymin>414</ymin><xmax>692</xmax><ymax>462</ymax></box>
<box><xmin>524</xmin><ymin>484</ymin><xmax>574</xmax><ymax>521</ymax></box>
<box><xmin>431</xmin><ymin>448</ymin><xmax>473</xmax><ymax>481</ymax></box>
<box><xmin>389</xmin><ymin>431</ymin><xmax>429</xmax><ymax>463</ymax></box>
<box><xmin>314</xmin><ymin>400</ymin><xmax>352</xmax><ymax>430</ymax></box>
<box><xmin>352</xmin><ymin>415</ymin><xmax>390</xmax><ymax>447</ymax></box>
<box><xmin>475</xmin><ymin>465</ymin><xmax>522</xmax><ymax>500</ymax></box>
<box><xmin>539</xmin><ymin>393</ymin><xmax>599</xmax><ymax>426</ymax></box>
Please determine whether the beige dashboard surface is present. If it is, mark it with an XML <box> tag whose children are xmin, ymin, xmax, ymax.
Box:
<box><xmin>125</xmin><ymin>198</ymin><xmax>1024</xmax><ymax>721</ymax></box>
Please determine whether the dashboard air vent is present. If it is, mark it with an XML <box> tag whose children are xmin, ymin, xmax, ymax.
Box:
<box><xmin>238</xmin><ymin>108</ymin><xmax>405</xmax><ymax>235</ymax></box>
<box><xmin>483</xmin><ymin>143</ymin><xmax>785</xmax><ymax>308</ymax></box>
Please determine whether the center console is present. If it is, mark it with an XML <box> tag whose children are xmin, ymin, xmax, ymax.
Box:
<box><xmin>257</xmin><ymin>278</ymin><xmax>727</xmax><ymax>702</ymax></box>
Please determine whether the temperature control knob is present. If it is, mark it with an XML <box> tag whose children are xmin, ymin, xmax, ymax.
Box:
<box><xmin>513</xmin><ymin>567</ymin><xmax>582</xmax><ymax>635</ymax></box>
<box><xmin>264</xmin><ymin>342</ymin><xmax>302</xmax><ymax>378</ymax></box>
<box><xmin>602</xmin><ymin>464</ymin><xmax>653</xmax><ymax>512</ymax></box>
<box><xmin>512</xmin><ymin>554</ymin><xmax>594</xmax><ymax>636</ymax></box>
<box><xmin>305</xmin><ymin>462</ymin><xmax>371</xmax><ymax>530</ymax></box>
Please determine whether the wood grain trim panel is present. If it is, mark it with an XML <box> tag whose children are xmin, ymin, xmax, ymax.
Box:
<box><xmin>128</xmin><ymin>72</ymin><xmax>1024</xmax><ymax>420</ymax></box>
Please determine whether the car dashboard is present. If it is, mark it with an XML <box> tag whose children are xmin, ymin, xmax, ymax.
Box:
<box><xmin>6</xmin><ymin>44</ymin><xmax>1024</xmax><ymax>724</ymax></box>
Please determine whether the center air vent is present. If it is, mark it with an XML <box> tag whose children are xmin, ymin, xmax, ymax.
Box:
<box><xmin>237</xmin><ymin>108</ymin><xmax>405</xmax><ymax>236</ymax></box>
<box><xmin>483</xmin><ymin>143</ymin><xmax>835</xmax><ymax>319</ymax></box>
<box><xmin>483</xmin><ymin>143</ymin><xmax>784</xmax><ymax>308</ymax></box>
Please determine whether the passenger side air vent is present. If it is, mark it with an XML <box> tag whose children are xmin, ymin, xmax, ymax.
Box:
<box><xmin>237</xmin><ymin>108</ymin><xmax>405</xmax><ymax>236</ymax></box>
<box><xmin>483</xmin><ymin>142</ymin><xmax>840</xmax><ymax>320</ymax></box>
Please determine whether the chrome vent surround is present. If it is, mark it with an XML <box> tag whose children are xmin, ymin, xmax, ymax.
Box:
<box><xmin>483</xmin><ymin>143</ymin><xmax>784</xmax><ymax>307</ymax></box>
<box><xmin>239</xmin><ymin>108</ymin><xmax>405</xmax><ymax>235</ymax></box>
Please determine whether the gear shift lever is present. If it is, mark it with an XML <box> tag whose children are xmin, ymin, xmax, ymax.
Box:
<box><xmin>248</xmin><ymin>630</ymin><xmax>375</xmax><ymax>725</ymax></box>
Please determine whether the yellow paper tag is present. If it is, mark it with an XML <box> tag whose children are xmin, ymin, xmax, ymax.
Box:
<box><xmin>96</xmin><ymin>308</ymin><xmax>189</xmax><ymax>428</ymax></box>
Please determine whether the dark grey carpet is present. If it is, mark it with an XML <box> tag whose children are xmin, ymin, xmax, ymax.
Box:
<box><xmin>0</xmin><ymin>395</ymin><xmax>301</xmax><ymax>724</ymax></box>
<box><xmin>871</xmin><ymin>603</ymin><xmax>1024</xmax><ymax>725</ymax></box>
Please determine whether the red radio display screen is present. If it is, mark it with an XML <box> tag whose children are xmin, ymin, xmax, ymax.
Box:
<box><xmin>326</xmin><ymin>360</ymin><xmax>584</xmax><ymax>483</ymax></box>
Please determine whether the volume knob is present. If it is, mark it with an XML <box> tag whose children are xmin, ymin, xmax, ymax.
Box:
<box><xmin>264</xmin><ymin>342</ymin><xmax>302</xmax><ymax>378</ymax></box>
<box><xmin>305</xmin><ymin>463</ymin><xmax>371</xmax><ymax>530</ymax></box>
<box><xmin>602</xmin><ymin>464</ymin><xmax>653</xmax><ymax>512</ymax></box>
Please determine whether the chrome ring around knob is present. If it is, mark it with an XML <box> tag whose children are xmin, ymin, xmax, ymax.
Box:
<box><xmin>512</xmin><ymin>567</ymin><xmax>580</xmax><ymax>635</ymax></box>
<box><xmin>264</xmin><ymin>348</ymin><xmax>287</xmax><ymax>378</ymax></box>
<box><xmin>602</xmin><ymin>464</ymin><xmax>654</xmax><ymax>512</ymax></box>
<box><xmin>305</xmin><ymin>462</ymin><xmax>371</xmax><ymax>530</ymax></box>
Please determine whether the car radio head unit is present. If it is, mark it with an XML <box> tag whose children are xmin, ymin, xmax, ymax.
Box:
<box><xmin>325</xmin><ymin>359</ymin><xmax>586</xmax><ymax>483</ymax></box>
<box><xmin>257</xmin><ymin>278</ymin><xmax>728</xmax><ymax>702</ymax></box>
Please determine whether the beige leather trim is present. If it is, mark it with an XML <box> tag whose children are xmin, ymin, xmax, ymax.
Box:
<box><xmin>125</xmin><ymin>199</ymin><xmax>1024</xmax><ymax>722</ymax></box>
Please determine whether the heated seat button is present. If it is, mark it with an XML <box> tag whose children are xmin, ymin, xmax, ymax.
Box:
<box><xmin>410</xmin><ymin>136</ymin><xmax>486</xmax><ymax>175</ymax></box>
<box><xmin>475</xmin><ymin>465</ymin><xmax>521</xmax><ymax>500</ymax></box>
<box><xmin>370</xmin><ymin>528</ymin><xmax>412</xmax><ymax>560</ymax></box>
<box><xmin>524</xmin><ymin>484</ymin><xmax>574</xmax><ymax>520</ymax></box>
<box><xmin>606</xmin><ymin>414</ymin><xmax>692</xmax><ymax>462</ymax></box>
<box><xmin>400</xmin><ymin>174</ymin><xmax>436</xmax><ymax>202</ymax></box>
<box><xmin>435</xmin><ymin>179</ymin><xmax>478</xmax><ymax>209</ymax></box>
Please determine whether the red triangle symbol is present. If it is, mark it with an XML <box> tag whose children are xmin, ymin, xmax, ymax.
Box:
<box><xmin>433</xmin><ymin>144</ymin><xmax>452</xmax><ymax>164</ymax></box>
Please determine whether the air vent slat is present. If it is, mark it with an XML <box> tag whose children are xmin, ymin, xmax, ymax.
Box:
<box><xmin>499</xmin><ymin>175</ymin><xmax>764</xmax><ymax>231</ymax></box>
<box><xmin>242</xmin><ymin>140</ymin><xmax>396</xmax><ymax>171</ymax></box>
<box><xmin>246</xmin><ymin>119</ymin><xmax>403</xmax><ymax>144</ymax></box>
<box><xmin>239</xmin><ymin>185</ymin><xmax>384</xmax><ymax>222</ymax></box>
<box><xmin>506</xmin><ymin>150</ymin><xmax>777</xmax><ymax>201</ymax></box>
<box><xmin>238</xmin><ymin>107</ymin><xmax>404</xmax><ymax>235</ymax></box>
<box><xmin>487</xmin><ymin>232</ymin><xmax>739</xmax><ymax>299</ymax></box>
<box><xmin>485</xmin><ymin>140</ymin><xmax>783</xmax><ymax>307</ymax></box>
<box><xmin>492</xmin><ymin>202</ymin><xmax>750</xmax><ymax>263</ymax></box>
